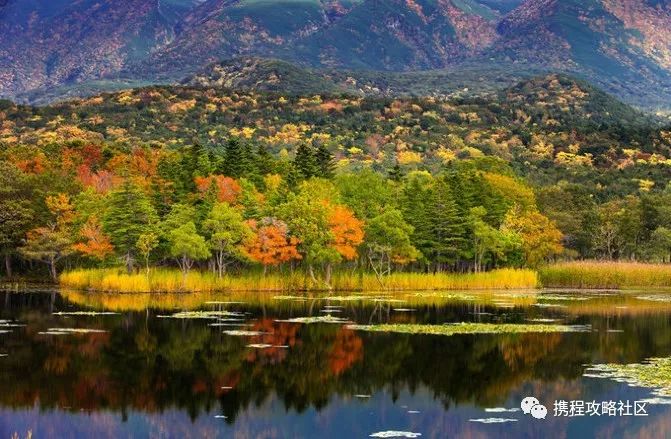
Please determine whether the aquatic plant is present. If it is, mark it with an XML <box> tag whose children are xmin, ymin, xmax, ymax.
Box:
<box><xmin>38</xmin><ymin>328</ymin><xmax>107</xmax><ymax>335</ymax></box>
<box><xmin>276</xmin><ymin>315</ymin><xmax>351</xmax><ymax>324</ymax></box>
<box><xmin>348</xmin><ymin>322</ymin><xmax>591</xmax><ymax>336</ymax></box>
<box><xmin>585</xmin><ymin>357</ymin><xmax>671</xmax><ymax>396</ymax></box>
<box><xmin>60</xmin><ymin>267</ymin><xmax>539</xmax><ymax>293</ymax></box>
<box><xmin>540</xmin><ymin>261</ymin><xmax>671</xmax><ymax>289</ymax></box>
<box><xmin>157</xmin><ymin>310</ymin><xmax>244</xmax><ymax>319</ymax></box>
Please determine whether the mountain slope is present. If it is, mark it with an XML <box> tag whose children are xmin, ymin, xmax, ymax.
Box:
<box><xmin>0</xmin><ymin>0</ymin><xmax>197</xmax><ymax>96</ymax></box>
<box><xmin>1</xmin><ymin>0</ymin><xmax>671</xmax><ymax>110</ymax></box>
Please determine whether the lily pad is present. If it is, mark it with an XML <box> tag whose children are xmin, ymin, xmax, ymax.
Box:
<box><xmin>223</xmin><ymin>330</ymin><xmax>267</xmax><ymax>336</ymax></box>
<box><xmin>348</xmin><ymin>322</ymin><xmax>591</xmax><ymax>336</ymax></box>
<box><xmin>585</xmin><ymin>357</ymin><xmax>671</xmax><ymax>396</ymax></box>
<box><xmin>276</xmin><ymin>315</ymin><xmax>351</xmax><ymax>324</ymax></box>
<box><xmin>53</xmin><ymin>311</ymin><xmax>119</xmax><ymax>316</ymax></box>
<box><xmin>39</xmin><ymin>328</ymin><xmax>107</xmax><ymax>335</ymax></box>
<box><xmin>157</xmin><ymin>310</ymin><xmax>244</xmax><ymax>319</ymax></box>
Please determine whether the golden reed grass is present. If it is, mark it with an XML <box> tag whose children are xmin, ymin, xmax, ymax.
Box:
<box><xmin>59</xmin><ymin>268</ymin><xmax>539</xmax><ymax>293</ymax></box>
<box><xmin>540</xmin><ymin>261</ymin><xmax>671</xmax><ymax>289</ymax></box>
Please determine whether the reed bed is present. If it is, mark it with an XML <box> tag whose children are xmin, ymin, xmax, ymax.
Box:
<box><xmin>539</xmin><ymin>261</ymin><xmax>671</xmax><ymax>289</ymax></box>
<box><xmin>59</xmin><ymin>267</ymin><xmax>539</xmax><ymax>293</ymax></box>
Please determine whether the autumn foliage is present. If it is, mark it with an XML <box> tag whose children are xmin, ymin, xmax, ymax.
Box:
<box><xmin>72</xmin><ymin>216</ymin><xmax>114</xmax><ymax>260</ymax></box>
<box><xmin>195</xmin><ymin>175</ymin><xmax>242</xmax><ymax>203</ymax></box>
<box><xmin>245</xmin><ymin>218</ymin><xmax>302</xmax><ymax>267</ymax></box>
<box><xmin>328</xmin><ymin>205</ymin><xmax>364</xmax><ymax>260</ymax></box>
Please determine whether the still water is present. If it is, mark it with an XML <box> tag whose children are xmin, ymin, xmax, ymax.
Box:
<box><xmin>1</xmin><ymin>287</ymin><xmax>671</xmax><ymax>438</ymax></box>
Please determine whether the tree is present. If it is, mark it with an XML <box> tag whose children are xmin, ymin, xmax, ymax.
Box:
<box><xmin>277</xmin><ymin>191</ymin><xmax>339</xmax><ymax>284</ymax></box>
<box><xmin>0</xmin><ymin>200</ymin><xmax>33</xmax><ymax>277</ymax></box>
<box><xmin>256</xmin><ymin>144</ymin><xmax>276</xmax><ymax>177</ymax></box>
<box><xmin>430</xmin><ymin>177</ymin><xmax>467</xmax><ymax>270</ymax></box>
<box><xmin>20</xmin><ymin>194</ymin><xmax>75</xmax><ymax>280</ymax></box>
<box><xmin>203</xmin><ymin>203</ymin><xmax>253</xmax><ymax>277</ymax></box>
<box><xmin>329</xmin><ymin>205</ymin><xmax>364</xmax><ymax>261</ymax></box>
<box><xmin>0</xmin><ymin>161</ymin><xmax>34</xmax><ymax>277</ymax></box>
<box><xmin>315</xmin><ymin>144</ymin><xmax>335</xmax><ymax>178</ymax></box>
<box><xmin>72</xmin><ymin>216</ymin><xmax>114</xmax><ymax>261</ymax></box>
<box><xmin>293</xmin><ymin>143</ymin><xmax>318</xmax><ymax>180</ymax></box>
<box><xmin>245</xmin><ymin>218</ymin><xmax>302</xmax><ymax>273</ymax></box>
<box><xmin>222</xmin><ymin>138</ymin><xmax>253</xmax><ymax>178</ymax></box>
<box><xmin>137</xmin><ymin>232</ymin><xmax>159</xmax><ymax>275</ymax></box>
<box><xmin>502</xmin><ymin>208</ymin><xmax>564</xmax><ymax>267</ymax></box>
<box><xmin>401</xmin><ymin>172</ymin><xmax>436</xmax><ymax>266</ymax></box>
<box><xmin>647</xmin><ymin>227</ymin><xmax>671</xmax><ymax>262</ymax></box>
<box><xmin>194</xmin><ymin>175</ymin><xmax>241</xmax><ymax>204</ymax></box>
<box><xmin>470</xmin><ymin>207</ymin><xmax>517</xmax><ymax>272</ymax></box>
<box><xmin>103</xmin><ymin>181</ymin><xmax>158</xmax><ymax>273</ymax></box>
<box><xmin>335</xmin><ymin>170</ymin><xmax>395</xmax><ymax>221</ymax></box>
<box><xmin>167</xmin><ymin>222</ymin><xmax>210</xmax><ymax>279</ymax></box>
<box><xmin>365</xmin><ymin>210</ymin><xmax>419</xmax><ymax>284</ymax></box>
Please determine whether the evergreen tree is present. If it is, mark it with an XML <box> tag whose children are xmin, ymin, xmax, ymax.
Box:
<box><xmin>400</xmin><ymin>172</ymin><xmax>435</xmax><ymax>266</ymax></box>
<box><xmin>222</xmin><ymin>138</ymin><xmax>248</xmax><ymax>178</ymax></box>
<box><xmin>388</xmin><ymin>162</ymin><xmax>404</xmax><ymax>182</ymax></box>
<box><xmin>431</xmin><ymin>177</ymin><xmax>468</xmax><ymax>268</ymax></box>
<box><xmin>256</xmin><ymin>144</ymin><xmax>276</xmax><ymax>177</ymax></box>
<box><xmin>103</xmin><ymin>181</ymin><xmax>158</xmax><ymax>273</ymax></box>
<box><xmin>293</xmin><ymin>143</ymin><xmax>318</xmax><ymax>180</ymax></box>
<box><xmin>315</xmin><ymin>144</ymin><xmax>335</xmax><ymax>178</ymax></box>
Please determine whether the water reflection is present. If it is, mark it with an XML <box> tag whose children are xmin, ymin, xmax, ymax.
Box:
<box><xmin>1</xmin><ymin>288</ymin><xmax>671</xmax><ymax>437</ymax></box>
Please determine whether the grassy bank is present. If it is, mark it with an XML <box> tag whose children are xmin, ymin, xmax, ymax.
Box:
<box><xmin>540</xmin><ymin>261</ymin><xmax>671</xmax><ymax>289</ymax></box>
<box><xmin>59</xmin><ymin>268</ymin><xmax>539</xmax><ymax>293</ymax></box>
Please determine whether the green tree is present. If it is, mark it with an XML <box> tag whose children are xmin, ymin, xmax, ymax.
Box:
<box><xmin>222</xmin><ymin>138</ymin><xmax>252</xmax><ymax>178</ymax></box>
<box><xmin>137</xmin><ymin>232</ymin><xmax>159</xmax><ymax>275</ymax></box>
<box><xmin>315</xmin><ymin>144</ymin><xmax>335</xmax><ymax>178</ymax></box>
<box><xmin>256</xmin><ymin>144</ymin><xmax>276</xmax><ymax>177</ymax></box>
<box><xmin>365</xmin><ymin>210</ymin><xmax>419</xmax><ymax>284</ymax></box>
<box><xmin>277</xmin><ymin>191</ymin><xmax>338</xmax><ymax>284</ymax></box>
<box><xmin>293</xmin><ymin>143</ymin><xmax>318</xmax><ymax>180</ymax></box>
<box><xmin>647</xmin><ymin>227</ymin><xmax>671</xmax><ymax>262</ymax></box>
<box><xmin>431</xmin><ymin>176</ymin><xmax>468</xmax><ymax>270</ymax></box>
<box><xmin>103</xmin><ymin>181</ymin><xmax>158</xmax><ymax>273</ymax></box>
<box><xmin>167</xmin><ymin>222</ymin><xmax>210</xmax><ymax>279</ymax></box>
<box><xmin>335</xmin><ymin>170</ymin><xmax>395</xmax><ymax>220</ymax></box>
<box><xmin>203</xmin><ymin>203</ymin><xmax>253</xmax><ymax>277</ymax></box>
<box><xmin>470</xmin><ymin>207</ymin><xmax>515</xmax><ymax>272</ymax></box>
<box><xmin>0</xmin><ymin>161</ymin><xmax>34</xmax><ymax>277</ymax></box>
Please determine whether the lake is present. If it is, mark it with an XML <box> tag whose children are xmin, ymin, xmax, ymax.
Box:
<box><xmin>1</xmin><ymin>287</ymin><xmax>671</xmax><ymax>438</ymax></box>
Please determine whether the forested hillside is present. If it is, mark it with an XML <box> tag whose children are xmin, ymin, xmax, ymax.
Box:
<box><xmin>2</xmin><ymin>75</ymin><xmax>671</xmax><ymax>280</ymax></box>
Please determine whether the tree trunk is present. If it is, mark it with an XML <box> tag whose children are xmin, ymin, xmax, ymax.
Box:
<box><xmin>49</xmin><ymin>259</ymin><xmax>58</xmax><ymax>281</ymax></box>
<box><xmin>4</xmin><ymin>254</ymin><xmax>11</xmax><ymax>278</ymax></box>
<box><xmin>125</xmin><ymin>251</ymin><xmax>133</xmax><ymax>274</ymax></box>
<box><xmin>324</xmin><ymin>263</ymin><xmax>333</xmax><ymax>290</ymax></box>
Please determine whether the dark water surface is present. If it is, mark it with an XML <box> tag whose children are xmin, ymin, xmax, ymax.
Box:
<box><xmin>1</xmin><ymin>287</ymin><xmax>671</xmax><ymax>438</ymax></box>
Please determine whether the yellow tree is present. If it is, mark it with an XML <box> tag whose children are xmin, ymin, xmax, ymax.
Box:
<box><xmin>20</xmin><ymin>194</ymin><xmax>76</xmax><ymax>279</ymax></box>
<box><xmin>502</xmin><ymin>209</ymin><xmax>564</xmax><ymax>267</ymax></box>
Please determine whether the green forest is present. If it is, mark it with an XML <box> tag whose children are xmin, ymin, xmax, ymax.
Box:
<box><xmin>2</xmin><ymin>74</ymin><xmax>671</xmax><ymax>288</ymax></box>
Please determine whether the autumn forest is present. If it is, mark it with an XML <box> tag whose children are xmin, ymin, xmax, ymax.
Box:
<box><xmin>2</xmin><ymin>75</ymin><xmax>671</xmax><ymax>290</ymax></box>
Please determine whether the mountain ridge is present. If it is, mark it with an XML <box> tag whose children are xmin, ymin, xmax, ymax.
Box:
<box><xmin>2</xmin><ymin>0</ymin><xmax>671</xmax><ymax>110</ymax></box>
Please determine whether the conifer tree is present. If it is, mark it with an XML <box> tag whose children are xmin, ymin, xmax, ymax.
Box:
<box><xmin>431</xmin><ymin>177</ymin><xmax>468</xmax><ymax>269</ymax></box>
<box><xmin>103</xmin><ymin>180</ymin><xmax>158</xmax><ymax>273</ymax></box>
<box><xmin>256</xmin><ymin>144</ymin><xmax>276</xmax><ymax>176</ymax></box>
<box><xmin>293</xmin><ymin>143</ymin><xmax>318</xmax><ymax>180</ymax></box>
<box><xmin>315</xmin><ymin>144</ymin><xmax>335</xmax><ymax>178</ymax></box>
<box><xmin>222</xmin><ymin>138</ymin><xmax>247</xmax><ymax>178</ymax></box>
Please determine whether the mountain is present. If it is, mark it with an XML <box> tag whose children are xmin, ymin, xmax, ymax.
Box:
<box><xmin>180</xmin><ymin>57</ymin><xmax>541</xmax><ymax>98</ymax></box>
<box><xmin>2</xmin><ymin>0</ymin><xmax>671</xmax><ymax>110</ymax></box>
